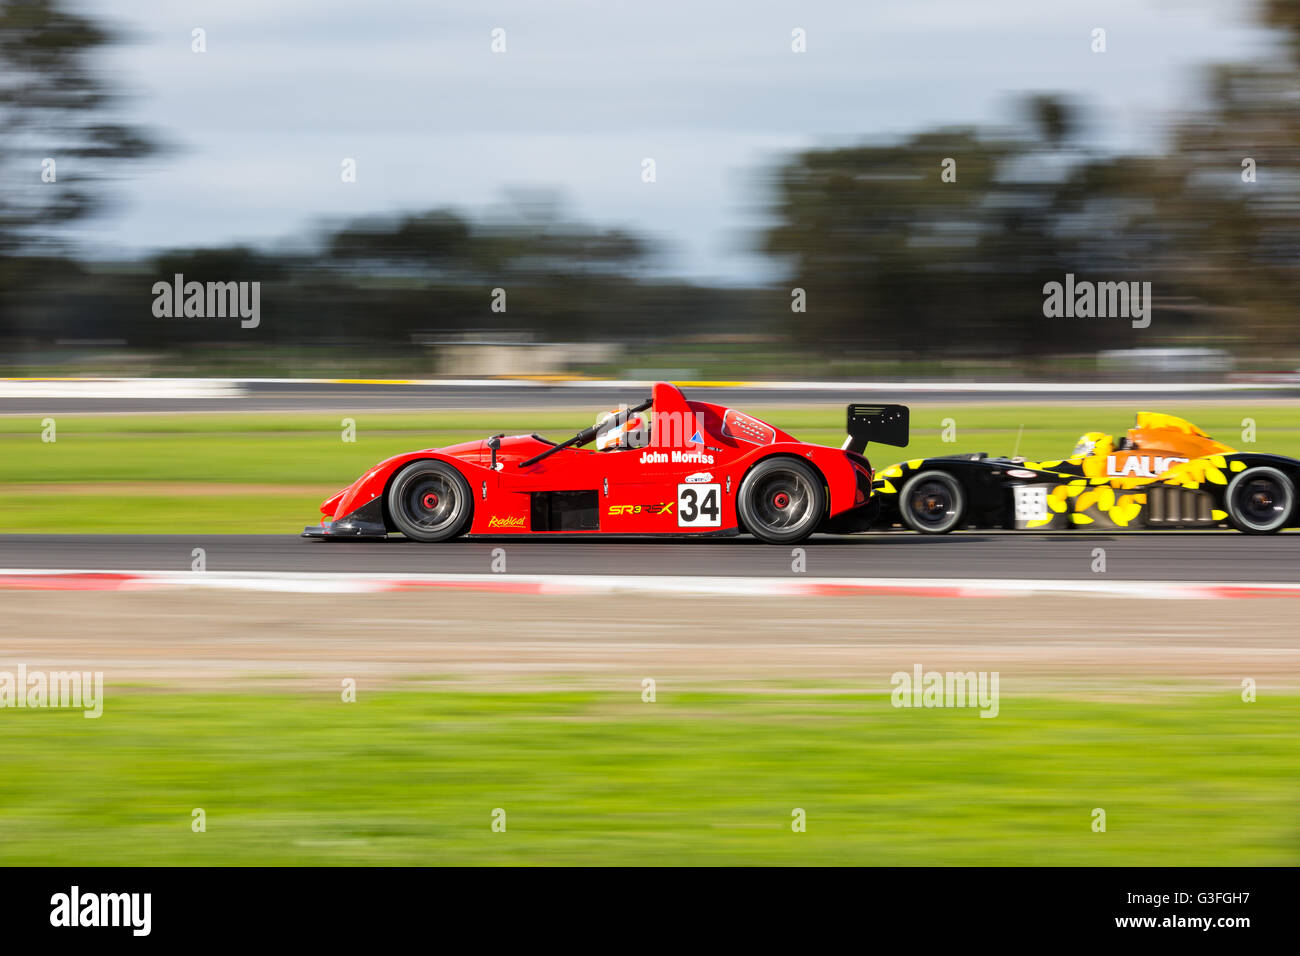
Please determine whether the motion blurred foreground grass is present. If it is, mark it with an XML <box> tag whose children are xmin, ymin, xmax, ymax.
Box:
<box><xmin>4</xmin><ymin>403</ymin><xmax>1300</xmax><ymax>532</ymax></box>
<box><xmin>0</xmin><ymin>690</ymin><xmax>1295</xmax><ymax>865</ymax></box>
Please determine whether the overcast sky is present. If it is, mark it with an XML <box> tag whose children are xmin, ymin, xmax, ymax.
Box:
<box><xmin>73</xmin><ymin>0</ymin><xmax>1277</xmax><ymax>283</ymax></box>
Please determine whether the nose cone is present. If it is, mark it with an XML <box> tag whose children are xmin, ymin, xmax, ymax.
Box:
<box><xmin>320</xmin><ymin>488</ymin><xmax>347</xmax><ymax>516</ymax></box>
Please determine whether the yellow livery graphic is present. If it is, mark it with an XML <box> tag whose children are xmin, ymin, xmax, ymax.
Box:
<box><xmin>872</xmin><ymin>412</ymin><xmax>1298</xmax><ymax>535</ymax></box>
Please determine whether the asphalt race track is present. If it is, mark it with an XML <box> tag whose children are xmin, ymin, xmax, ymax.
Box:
<box><xmin>1</xmin><ymin>532</ymin><xmax>1297</xmax><ymax>582</ymax></box>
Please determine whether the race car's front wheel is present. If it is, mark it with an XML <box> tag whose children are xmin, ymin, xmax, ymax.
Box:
<box><xmin>900</xmin><ymin>470</ymin><xmax>965</xmax><ymax>534</ymax></box>
<box><xmin>387</xmin><ymin>460</ymin><xmax>474</xmax><ymax>542</ymax></box>
<box><xmin>1226</xmin><ymin>466</ymin><xmax>1295</xmax><ymax>534</ymax></box>
<box><xmin>737</xmin><ymin>457</ymin><xmax>825</xmax><ymax>544</ymax></box>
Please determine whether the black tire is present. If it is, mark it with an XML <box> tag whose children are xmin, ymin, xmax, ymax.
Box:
<box><xmin>899</xmin><ymin>470</ymin><xmax>965</xmax><ymax>534</ymax></box>
<box><xmin>737</xmin><ymin>457</ymin><xmax>826</xmax><ymax>544</ymax></box>
<box><xmin>1225</xmin><ymin>466</ymin><xmax>1295</xmax><ymax>534</ymax></box>
<box><xmin>386</xmin><ymin>460</ymin><xmax>474</xmax><ymax>542</ymax></box>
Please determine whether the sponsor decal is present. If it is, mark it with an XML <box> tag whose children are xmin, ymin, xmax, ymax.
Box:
<box><xmin>487</xmin><ymin>515</ymin><xmax>525</xmax><ymax>528</ymax></box>
<box><xmin>608</xmin><ymin>503</ymin><xmax>674</xmax><ymax>516</ymax></box>
<box><xmin>1105</xmin><ymin>455</ymin><xmax>1187</xmax><ymax>478</ymax></box>
<box><xmin>722</xmin><ymin>408</ymin><xmax>776</xmax><ymax>445</ymax></box>
<box><xmin>688</xmin><ymin>428</ymin><xmax>703</xmax><ymax>445</ymax></box>
<box><xmin>684</xmin><ymin>471</ymin><xmax>713</xmax><ymax>483</ymax></box>
<box><xmin>638</xmin><ymin>450</ymin><xmax>715</xmax><ymax>465</ymax></box>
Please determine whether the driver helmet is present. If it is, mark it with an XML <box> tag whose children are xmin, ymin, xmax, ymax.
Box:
<box><xmin>1071</xmin><ymin>431</ymin><xmax>1114</xmax><ymax>459</ymax></box>
<box><xmin>595</xmin><ymin>409</ymin><xmax>649</xmax><ymax>450</ymax></box>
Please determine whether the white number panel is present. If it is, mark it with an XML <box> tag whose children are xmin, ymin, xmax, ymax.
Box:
<box><xmin>1013</xmin><ymin>485</ymin><xmax>1049</xmax><ymax>522</ymax></box>
<box><xmin>677</xmin><ymin>483</ymin><xmax>722</xmax><ymax>527</ymax></box>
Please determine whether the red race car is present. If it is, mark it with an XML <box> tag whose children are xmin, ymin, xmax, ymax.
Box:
<box><xmin>302</xmin><ymin>382</ymin><xmax>908</xmax><ymax>544</ymax></box>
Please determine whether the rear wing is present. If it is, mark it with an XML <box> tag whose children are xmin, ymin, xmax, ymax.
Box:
<box><xmin>843</xmin><ymin>403</ymin><xmax>909</xmax><ymax>454</ymax></box>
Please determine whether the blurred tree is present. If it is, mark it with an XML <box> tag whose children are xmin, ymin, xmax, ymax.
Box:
<box><xmin>1152</xmin><ymin>59</ymin><xmax>1300</xmax><ymax>352</ymax></box>
<box><xmin>0</xmin><ymin>0</ymin><xmax>158</xmax><ymax>352</ymax></box>
<box><xmin>8</xmin><ymin>0</ymin><xmax>1300</xmax><ymax>374</ymax></box>
<box><xmin>762</xmin><ymin>70</ymin><xmax>1300</xmax><ymax>360</ymax></box>
<box><xmin>1026</xmin><ymin>94</ymin><xmax>1076</xmax><ymax>148</ymax></box>
<box><xmin>762</xmin><ymin>128</ymin><xmax>1045</xmax><ymax>356</ymax></box>
<box><xmin>1263</xmin><ymin>0</ymin><xmax>1300</xmax><ymax>64</ymax></box>
<box><xmin>0</xmin><ymin>0</ymin><xmax>157</xmax><ymax>252</ymax></box>
<box><xmin>327</xmin><ymin>211</ymin><xmax>473</xmax><ymax>267</ymax></box>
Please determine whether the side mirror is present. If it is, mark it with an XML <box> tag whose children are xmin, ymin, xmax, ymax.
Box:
<box><xmin>487</xmin><ymin>434</ymin><xmax>503</xmax><ymax>470</ymax></box>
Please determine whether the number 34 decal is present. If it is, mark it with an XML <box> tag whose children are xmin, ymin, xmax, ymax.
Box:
<box><xmin>677</xmin><ymin>483</ymin><xmax>722</xmax><ymax>527</ymax></box>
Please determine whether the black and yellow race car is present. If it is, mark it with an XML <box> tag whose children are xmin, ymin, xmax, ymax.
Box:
<box><xmin>872</xmin><ymin>412</ymin><xmax>1299</xmax><ymax>534</ymax></box>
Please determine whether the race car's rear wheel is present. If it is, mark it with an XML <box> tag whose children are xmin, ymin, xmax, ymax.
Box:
<box><xmin>737</xmin><ymin>457</ymin><xmax>825</xmax><ymax>544</ymax></box>
<box><xmin>1225</xmin><ymin>466</ymin><xmax>1295</xmax><ymax>534</ymax></box>
<box><xmin>387</xmin><ymin>460</ymin><xmax>473</xmax><ymax>542</ymax></box>
<box><xmin>900</xmin><ymin>470</ymin><xmax>965</xmax><ymax>534</ymax></box>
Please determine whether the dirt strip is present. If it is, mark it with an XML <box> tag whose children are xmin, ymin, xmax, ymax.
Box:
<box><xmin>1</xmin><ymin>590</ymin><xmax>1297</xmax><ymax>695</ymax></box>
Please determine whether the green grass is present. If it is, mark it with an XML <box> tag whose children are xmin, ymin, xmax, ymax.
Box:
<box><xmin>4</xmin><ymin>404</ymin><xmax>1299</xmax><ymax>532</ymax></box>
<box><xmin>0</xmin><ymin>690</ymin><xmax>1294</xmax><ymax>865</ymax></box>
<box><xmin>5</xmin><ymin>494</ymin><xmax>317</xmax><ymax>533</ymax></box>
